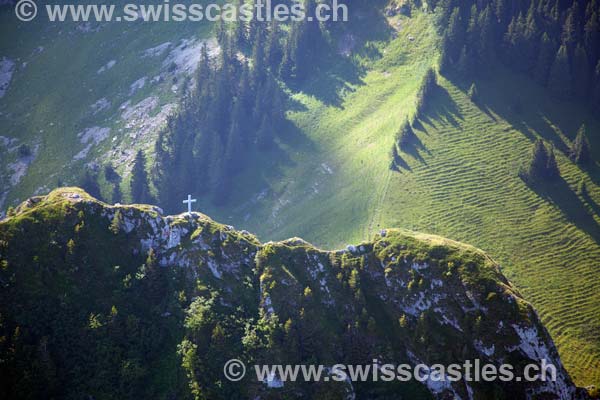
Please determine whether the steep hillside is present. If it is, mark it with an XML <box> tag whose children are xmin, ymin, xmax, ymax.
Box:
<box><xmin>164</xmin><ymin>9</ymin><xmax>600</xmax><ymax>386</ymax></box>
<box><xmin>0</xmin><ymin>188</ymin><xmax>591</xmax><ymax>399</ymax></box>
<box><xmin>0</xmin><ymin>1</ymin><xmax>216</xmax><ymax>208</ymax></box>
<box><xmin>2</xmin><ymin>0</ymin><xmax>600</xmax><ymax>389</ymax></box>
<box><xmin>374</xmin><ymin>69</ymin><xmax>600</xmax><ymax>386</ymax></box>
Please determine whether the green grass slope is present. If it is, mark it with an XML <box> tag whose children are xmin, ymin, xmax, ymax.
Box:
<box><xmin>196</xmin><ymin>12</ymin><xmax>600</xmax><ymax>386</ymax></box>
<box><xmin>376</xmin><ymin>69</ymin><xmax>600</xmax><ymax>385</ymax></box>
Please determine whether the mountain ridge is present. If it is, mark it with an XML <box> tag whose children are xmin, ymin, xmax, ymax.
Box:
<box><xmin>0</xmin><ymin>187</ymin><xmax>593</xmax><ymax>399</ymax></box>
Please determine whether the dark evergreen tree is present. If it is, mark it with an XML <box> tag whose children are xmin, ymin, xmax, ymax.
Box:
<box><xmin>468</xmin><ymin>82</ymin><xmax>479</xmax><ymax>101</ymax></box>
<box><xmin>495</xmin><ymin>0</ymin><xmax>508</xmax><ymax>25</ymax></box>
<box><xmin>522</xmin><ymin>139</ymin><xmax>561</xmax><ymax>182</ymax></box>
<box><xmin>584</xmin><ymin>11</ymin><xmax>600</xmax><ymax>68</ymax></box>
<box><xmin>561</xmin><ymin>4</ymin><xmax>577</xmax><ymax>49</ymax></box>
<box><xmin>266</xmin><ymin>20</ymin><xmax>282</xmax><ymax>70</ymax></box>
<box><xmin>103</xmin><ymin>164</ymin><xmax>119</xmax><ymax>183</ymax></box>
<box><xmin>111</xmin><ymin>184</ymin><xmax>123</xmax><ymax>204</ymax></box>
<box><xmin>593</xmin><ymin>61</ymin><xmax>600</xmax><ymax>108</ymax></box>
<box><xmin>216</xmin><ymin>18</ymin><xmax>227</xmax><ymax>46</ymax></box>
<box><xmin>234</xmin><ymin>0</ymin><xmax>247</xmax><ymax>46</ymax></box>
<box><xmin>80</xmin><ymin>170</ymin><xmax>102</xmax><ymax>200</ymax></box>
<box><xmin>467</xmin><ymin>5</ymin><xmax>480</xmax><ymax>55</ymax></box>
<box><xmin>570</xmin><ymin>124</ymin><xmax>592</xmax><ymax>165</ymax></box>
<box><xmin>546</xmin><ymin>145</ymin><xmax>560</xmax><ymax>180</ymax></box>
<box><xmin>104</xmin><ymin>163</ymin><xmax>122</xmax><ymax>204</ymax></box>
<box><xmin>256</xmin><ymin>115</ymin><xmax>273</xmax><ymax>150</ymax></box>
<box><xmin>573</xmin><ymin>44</ymin><xmax>591</xmax><ymax>99</ymax></box>
<box><xmin>131</xmin><ymin>150</ymin><xmax>151</xmax><ymax>204</ymax></box>
<box><xmin>251</xmin><ymin>29</ymin><xmax>266</xmax><ymax>86</ymax></box>
<box><xmin>396</xmin><ymin>120</ymin><xmax>414</xmax><ymax>149</ymax></box>
<box><xmin>196</xmin><ymin>43</ymin><xmax>212</xmax><ymax>98</ymax></box>
<box><xmin>415</xmin><ymin>68</ymin><xmax>437</xmax><ymax>117</ymax></box>
<box><xmin>548</xmin><ymin>45</ymin><xmax>573</xmax><ymax>98</ymax></box>
<box><xmin>455</xmin><ymin>46</ymin><xmax>471</xmax><ymax>76</ymax></box>
<box><xmin>224</xmin><ymin>101</ymin><xmax>245</xmax><ymax>174</ymax></box>
<box><xmin>524</xmin><ymin>139</ymin><xmax>549</xmax><ymax>181</ymax></box>
<box><xmin>477</xmin><ymin>5</ymin><xmax>496</xmax><ymax>63</ymax></box>
<box><xmin>446</xmin><ymin>7</ymin><xmax>465</xmax><ymax>61</ymax></box>
<box><xmin>279</xmin><ymin>33</ymin><xmax>295</xmax><ymax>80</ymax></box>
<box><xmin>534</xmin><ymin>33</ymin><xmax>556</xmax><ymax>86</ymax></box>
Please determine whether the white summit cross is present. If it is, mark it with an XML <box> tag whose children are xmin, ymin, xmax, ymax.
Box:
<box><xmin>183</xmin><ymin>194</ymin><xmax>197</xmax><ymax>215</ymax></box>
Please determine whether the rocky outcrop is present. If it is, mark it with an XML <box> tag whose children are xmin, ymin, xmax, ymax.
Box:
<box><xmin>0</xmin><ymin>189</ymin><xmax>591</xmax><ymax>399</ymax></box>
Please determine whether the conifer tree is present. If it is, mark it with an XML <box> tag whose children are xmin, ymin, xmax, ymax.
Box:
<box><xmin>238</xmin><ymin>64</ymin><xmax>252</xmax><ymax>112</ymax></box>
<box><xmin>561</xmin><ymin>4</ymin><xmax>578</xmax><ymax>49</ymax></box>
<box><xmin>110</xmin><ymin>210</ymin><xmax>122</xmax><ymax>235</ymax></box>
<box><xmin>224</xmin><ymin>102</ymin><xmax>245</xmax><ymax>174</ymax></box>
<box><xmin>522</xmin><ymin>139</ymin><xmax>561</xmax><ymax>182</ymax></box>
<box><xmin>477</xmin><ymin>5</ymin><xmax>495</xmax><ymax>62</ymax></box>
<box><xmin>525</xmin><ymin>139</ymin><xmax>549</xmax><ymax>181</ymax></box>
<box><xmin>196</xmin><ymin>43</ymin><xmax>211</xmax><ymax>97</ymax></box>
<box><xmin>415</xmin><ymin>68</ymin><xmax>437</xmax><ymax>117</ymax></box>
<box><xmin>234</xmin><ymin>0</ymin><xmax>247</xmax><ymax>46</ymax></box>
<box><xmin>456</xmin><ymin>46</ymin><xmax>470</xmax><ymax>76</ymax></box>
<box><xmin>104</xmin><ymin>163</ymin><xmax>122</xmax><ymax>203</ymax></box>
<box><xmin>573</xmin><ymin>45</ymin><xmax>591</xmax><ymax>99</ymax></box>
<box><xmin>466</xmin><ymin>5</ymin><xmax>480</xmax><ymax>53</ymax></box>
<box><xmin>80</xmin><ymin>170</ymin><xmax>102</xmax><ymax>200</ymax></box>
<box><xmin>112</xmin><ymin>184</ymin><xmax>122</xmax><ymax>204</ymax></box>
<box><xmin>593</xmin><ymin>61</ymin><xmax>600</xmax><ymax>108</ymax></box>
<box><xmin>570</xmin><ymin>124</ymin><xmax>592</xmax><ymax>165</ymax></box>
<box><xmin>251</xmin><ymin>29</ymin><xmax>266</xmax><ymax>86</ymax></box>
<box><xmin>131</xmin><ymin>150</ymin><xmax>151</xmax><ymax>204</ymax></box>
<box><xmin>546</xmin><ymin>145</ymin><xmax>560</xmax><ymax>180</ymax></box>
<box><xmin>548</xmin><ymin>45</ymin><xmax>573</xmax><ymax>98</ymax></box>
<box><xmin>279</xmin><ymin>36</ymin><xmax>295</xmax><ymax>80</ymax></box>
<box><xmin>266</xmin><ymin>20</ymin><xmax>282</xmax><ymax>70</ymax></box>
<box><xmin>396</xmin><ymin>120</ymin><xmax>414</xmax><ymax>149</ymax></box>
<box><xmin>584</xmin><ymin>11</ymin><xmax>599</xmax><ymax>67</ymax></box>
<box><xmin>495</xmin><ymin>0</ymin><xmax>507</xmax><ymax>25</ymax></box>
<box><xmin>446</xmin><ymin>8</ymin><xmax>465</xmax><ymax>61</ymax></box>
<box><xmin>534</xmin><ymin>33</ymin><xmax>556</xmax><ymax>86</ymax></box>
<box><xmin>256</xmin><ymin>115</ymin><xmax>273</xmax><ymax>150</ymax></box>
<box><xmin>468</xmin><ymin>83</ymin><xmax>479</xmax><ymax>101</ymax></box>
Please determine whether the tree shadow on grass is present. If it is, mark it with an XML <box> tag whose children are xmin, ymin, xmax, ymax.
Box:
<box><xmin>582</xmin><ymin>185</ymin><xmax>600</xmax><ymax>218</ymax></box>
<box><xmin>578</xmin><ymin>162</ymin><xmax>600</xmax><ymax>188</ymax></box>
<box><xmin>290</xmin><ymin>1</ymin><xmax>396</xmax><ymax>108</ymax></box>
<box><xmin>464</xmin><ymin>68</ymin><xmax>597</xmax><ymax>157</ymax></box>
<box><xmin>400</xmin><ymin>133</ymin><xmax>429</xmax><ymax>165</ymax></box>
<box><xmin>391</xmin><ymin>153</ymin><xmax>412</xmax><ymax>172</ymax></box>
<box><xmin>419</xmin><ymin>86</ymin><xmax>463</xmax><ymax>130</ymax></box>
<box><xmin>528</xmin><ymin>177</ymin><xmax>600</xmax><ymax>244</ymax></box>
<box><xmin>277</xmin><ymin>118</ymin><xmax>315</xmax><ymax>152</ymax></box>
<box><xmin>290</xmin><ymin>53</ymin><xmax>365</xmax><ymax>108</ymax></box>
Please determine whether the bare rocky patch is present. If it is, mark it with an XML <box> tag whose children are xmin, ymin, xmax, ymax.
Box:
<box><xmin>74</xmin><ymin>127</ymin><xmax>110</xmax><ymax>160</ymax></box>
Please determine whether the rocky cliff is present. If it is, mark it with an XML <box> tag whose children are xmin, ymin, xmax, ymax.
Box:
<box><xmin>0</xmin><ymin>189</ymin><xmax>590</xmax><ymax>399</ymax></box>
